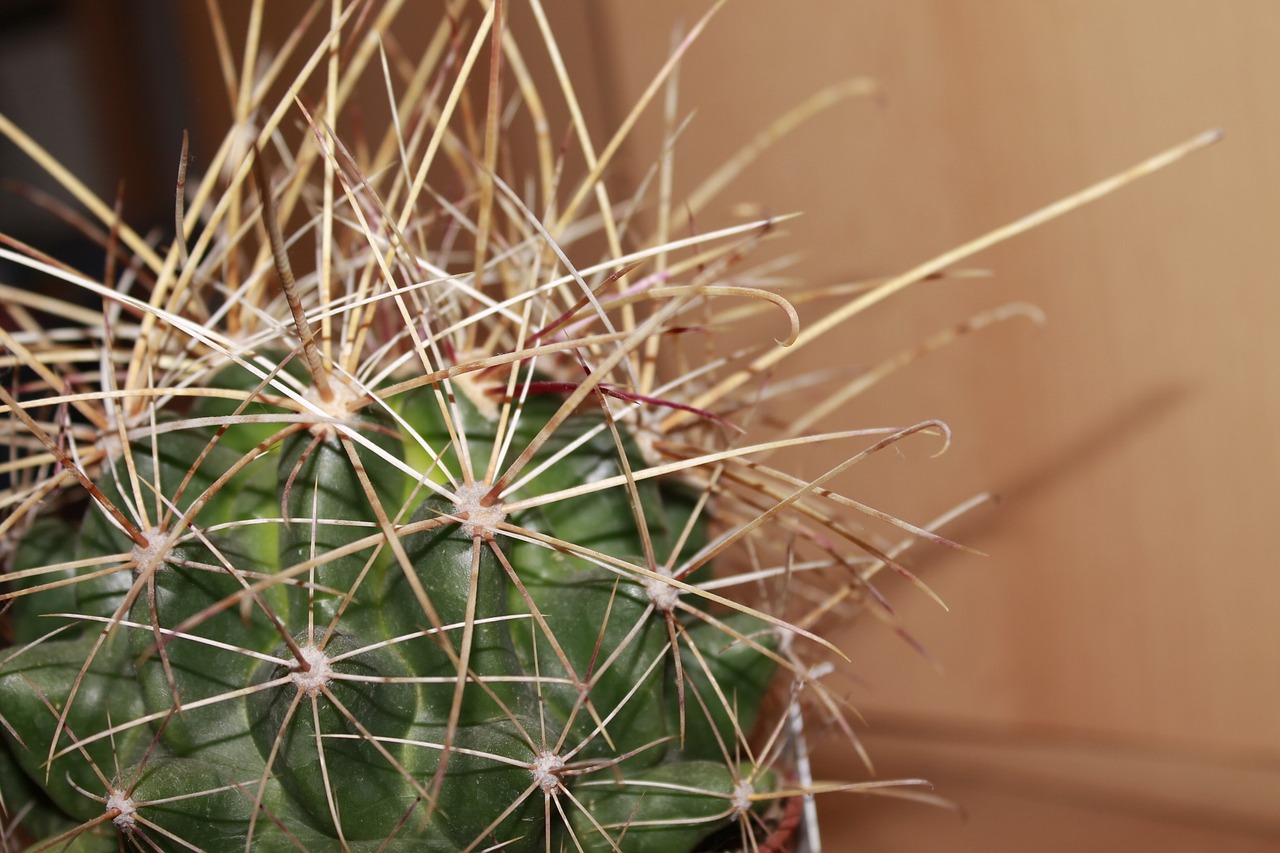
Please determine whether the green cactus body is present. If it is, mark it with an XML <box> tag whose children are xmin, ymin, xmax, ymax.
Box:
<box><xmin>1</xmin><ymin>365</ymin><xmax>779</xmax><ymax>851</ymax></box>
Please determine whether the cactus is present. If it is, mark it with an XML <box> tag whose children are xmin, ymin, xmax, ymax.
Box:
<box><xmin>0</xmin><ymin>3</ymin><xmax>1217</xmax><ymax>852</ymax></box>
<box><xmin>0</xmin><ymin>5</ymin><xmax>853</xmax><ymax>850</ymax></box>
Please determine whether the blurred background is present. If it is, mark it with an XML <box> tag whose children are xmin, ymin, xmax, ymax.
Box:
<box><xmin>2</xmin><ymin>1</ymin><xmax>1276</xmax><ymax>850</ymax></box>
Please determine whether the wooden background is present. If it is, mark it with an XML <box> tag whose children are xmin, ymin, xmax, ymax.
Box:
<box><xmin>2</xmin><ymin>1</ymin><xmax>1276</xmax><ymax>849</ymax></box>
<box><xmin>591</xmin><ymin>2</ymin><xmax>1280</xmax><ymax>850</ymax></box>
<box><xmin>591</xmin><ymin>3</ymin><xmax>1280</xmax><ymax>845</ymax></box>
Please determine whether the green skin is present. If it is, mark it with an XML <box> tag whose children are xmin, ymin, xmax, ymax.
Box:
<box><xmin>1</xmin><ymin>366</ymin><xmax>778</xmax><ymax>852</ymax></box>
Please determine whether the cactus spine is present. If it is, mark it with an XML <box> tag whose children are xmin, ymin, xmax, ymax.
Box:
<box><xmin>0</xmin><ymin>2</ymin><xmax>1217</xmax><ymax>851</ymax></box>
<box><xmin>0</xmin><ymin>4</ymin><xmax>867</xmax><ymax>850</ymax></box>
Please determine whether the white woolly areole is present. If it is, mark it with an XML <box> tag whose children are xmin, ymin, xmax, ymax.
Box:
<box><xmin>106</xmin><ymin>789</ymin><xmax>137</xmax><ymax>830</ymax></box>
<box><xmin>290</xmin><ymin>644</ymin><xmax>334</xmax><ymax>697</ymax></box>
<box><xmin>453</xmin><ymin>482</ymin><xmax>506</xmax><ymax>538</ymax></box>
<box><xmin>303</xmin><ymin>374</ymin><xmax>363</xmax><ymax>436</ymax></box>
<box><xmin>531</xmin><ymin>750</ymin><xmax>566</xmax><ymax>793</ymax></box>
<box><xmin>131</xmin><ymin>528</ymin><xmax>170</xmax><ymax>575</ymax></box>
<box><xmin>644</xmin><ymin>574</ymin><xmax>680</xmax><ymax>612</ymax></box>
<box><xmin>730</xmin><ymin>779</ymin><xmax>754</xmax><ymax>814</ymax></box>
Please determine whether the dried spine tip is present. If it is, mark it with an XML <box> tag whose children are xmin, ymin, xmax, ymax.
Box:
<box><xmin>252</xmin><ymin>143</ymin><xmax>334</xmax><ymax>405</ymax></box>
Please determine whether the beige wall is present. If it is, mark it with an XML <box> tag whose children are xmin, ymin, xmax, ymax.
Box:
<box><xmin>593</xmin><ymin>2</ymin><xmax>1279</xmax><ymax>849</ymax></box>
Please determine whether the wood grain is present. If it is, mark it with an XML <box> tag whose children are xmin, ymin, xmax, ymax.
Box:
<box><xmin>593</xmin><ymin>1</ymin><xmax>1280</xmax><ymax>847</ymax></box>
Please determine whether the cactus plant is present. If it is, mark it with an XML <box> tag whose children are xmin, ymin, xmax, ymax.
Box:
<box><xmin>0</xmin><ymin>3</ymin><xmax>1217</xmax><ymax>852</ymax></box>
